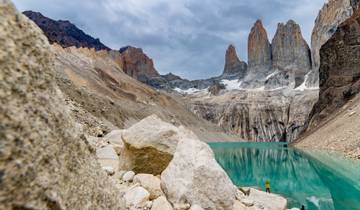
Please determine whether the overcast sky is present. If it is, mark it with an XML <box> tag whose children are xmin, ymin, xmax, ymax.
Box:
<box><xmin>13</xmin><ymin>0</ymin><xmax>325</xmax><ymax>79</ymax></box>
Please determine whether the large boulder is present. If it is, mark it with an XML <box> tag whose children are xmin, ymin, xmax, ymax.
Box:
<box><xmin>0</xmin><ymin>1</ymin><xmax>124</xmax><ymax>209</ymax></box>
<box><xmin>161</xmin><ymin>138</ymin><xmax>237</xmax><ymax>210</ymax></box>
<box><xmin>121</xmin><ymin>114</ymin><xmax>197</xmax><ymax>174</ymax></box>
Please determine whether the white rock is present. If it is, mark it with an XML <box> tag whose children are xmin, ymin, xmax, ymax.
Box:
<box><xmin>133</xmin><ymin>173</ymin><xmax>164</xmax><ymax>199</ymax></box>
<box><xmin>151</xmin><ymin>196</ymin><xmax>173</xmax><ymax>210</ymax></box>
<box><xmin>145</xmin><ymin>201</ymin><xmax>153</xmax><ymax>208</ymax></box>
<box><xmin>122</xmin><ymin>171</ymin><xmax>135</xmax><ymax>182</ymax></box>
<box><xmin>173</xmin><ymin>203</ymin><xmax>191</xmax><ymax>210</ymax></box>
<box><xmin>232</xmin><ymin>200</ymin><xmax>247</xmax><ymax>210</ymax></box>
<box><xmin>189</xmin><ymin>204</ymin><xmax>204</xmax><ymax>210</ymax></box>
<box><xmin>124</xmin><ymin>186</ymin><xmax>150</xmax><ymax>208</ymax></box>
<box><xmin>288</xmin><ymin>208</ymin><xmax>300</xmax><ymax>210</ymax></box>
<box><xmin>96</xmin><ymin>144</ymin><xmax>119</xmax><ymax>171</ymax></box>
<box><xmin>246</xmin><ymin>188</ymin><xmax>287</xmax><ymax>210</ymax></box>
<box><xmin>161</xmin><ymin>138</ymin><xmax>237</xmax><ymax>210</ymax></box>
<box><xmin>101</xmin><ymin>166</ymin><xmax>115</xmax><ymax>176</ymax></box>
<box><xmin>241</xmin><ymin>198</ymin><xmax>254</xmax><ymax>207</ymax></box>
<box><xmin>122</xmin><ymin>114</ymin><xmax>197</xmax><ymax>174</ymax></box>
<box><xmin>104</xmin><ymin>130</ymin><xmax>124</xmax><ymax>154</ymax></box>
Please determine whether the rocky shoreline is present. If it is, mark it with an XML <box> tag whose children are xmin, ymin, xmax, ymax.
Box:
<box><xmin>93</xmin><ymin>115</ymin><xmax>289</xmax><ymax>210</ymax></box>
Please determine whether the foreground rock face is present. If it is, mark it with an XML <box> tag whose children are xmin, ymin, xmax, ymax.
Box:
<box><xmin>23</xmin><ymin>10</ymin><xmax>110</xmax><ymax>51</ymax></box>
<box><xmin>223</xmin><ymin>45</ymin><xmax>248</xmax><ymax>79</ymax></box>
<box><xmin>161</xmin><ymin>138</ymin><xmax>237</xmax><ymax>210</ymax></box>
<box><xmin>0</xmin><ymin>1</ymin><xmax>124</xmax><ymax>209</ymax></box>
<box><xmin>308</xmin><ymin>3</ymin><xmax>360</xmax><ymax>128</ymax></box>
<box><xmin>122</xmin><ymin>115</ymin><xmax>197</xmax><ymax>174</ymax></box>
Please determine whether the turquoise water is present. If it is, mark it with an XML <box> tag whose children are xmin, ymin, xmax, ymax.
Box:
<box><xmin>209</xmin><ymin>142</ymin><xmax>360</xmax><ymax>210</ymax></box>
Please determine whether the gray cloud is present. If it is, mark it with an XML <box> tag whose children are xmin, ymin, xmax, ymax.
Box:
<box><xmin>13</xmin><ymin>0</ymin><xmax>325</xmax><ymax>79</ymax></box>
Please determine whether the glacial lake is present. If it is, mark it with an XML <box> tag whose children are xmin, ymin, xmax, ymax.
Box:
<box><xmin>209</xmin><ymin>142</ymin><xmax>360</xmax><ymax>210</ymax></box>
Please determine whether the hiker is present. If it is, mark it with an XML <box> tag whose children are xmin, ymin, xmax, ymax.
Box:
<box><xmin>301</xmin><ymin>205</ymin><xmax>305</xmax><ymax>210</ymax></box>
<box><xmin>265</xmin><ymin>180</ymin><xmax>270</xmax><ymax>193</ymax></box>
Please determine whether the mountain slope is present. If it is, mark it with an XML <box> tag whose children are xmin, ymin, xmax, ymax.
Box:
<box><xmin>52</xmin><ymin>45</ymin><xmax>237</xmax><ymax>142</ymax></box>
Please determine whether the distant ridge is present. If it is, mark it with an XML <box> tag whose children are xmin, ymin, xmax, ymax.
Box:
<box><xmin>23</xmin><ymin>10</ymin><xmax>110</xmax><ymax>51</ymax></box>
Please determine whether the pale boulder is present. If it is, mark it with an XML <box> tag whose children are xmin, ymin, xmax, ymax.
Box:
<box><xmin>151</xmin><ymin>196</ymin><xmax>173</xmax><ymax>210</ymax></box>
<box><xmin>96</xmin><ymin>144</ymin><xmax>119</xmax><ymax>171</ymax></box>
<box><xmin>121</xmin><ymin>114</ymin><xmax>197</xmax><ymax>174</ymax></box>
<box><xmin>124</xmin><ymin>186</ymin><xmax>150</xmax><ymax>208</ymax></box>
<box><xmin>232</xmin><ymin>200</ymin><xmax>247</xmax><ymax>210</ymax></box>
<box><xmin>122</xmin><ymin>171</ymin><xmax>135</xmax><ymax>182</ymax></box>
<box><xmin>189</xmin><ymin>204</ymin><xmax>204</xmax><ymax>210</ymax></box>
<box><xmin>134</xmin><ymin>173</ymin><xmax>164</xmax><ymax>199</ymax></box>
<box><xmin>104</xmin><ymin>130</ymin><xmax>124</xmax><ymax>154</ymax></box>
<box><xmin>102</xmin><ymin>166</ymin><xmax>115</xmax><ymax>176</ymax></box>
<box><xmin>161</xmin><ymin>138</ymin><xmax>237</xmax><ymax>210</ymax></box>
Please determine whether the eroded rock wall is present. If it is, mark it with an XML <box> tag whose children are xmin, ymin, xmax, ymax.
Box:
<box><xmin>189</xmin><ymin>90</ymin><xmax>318</xmax><ymax>142</ymax></box>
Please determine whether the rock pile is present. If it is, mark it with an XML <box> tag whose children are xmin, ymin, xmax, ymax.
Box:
<box><xmin>90</xmin><ymin>114</ymin><xmax>288</xmax><ymax>210</ymax></box>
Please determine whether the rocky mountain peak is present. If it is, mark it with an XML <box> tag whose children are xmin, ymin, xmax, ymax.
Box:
<box><xmin>223</xmin><ymin>44</ymin><xmax>247</xmax><ymax>79</ymax></box>
<box><xmin>271</xmin><ymin>19</ymin><xmax>311</xmax><ymax>85</ymax></box>
<box><xmin>248</xmin><ymin>19</ymin><xmax>272</xmax><ymax>72</ymax></box>
<box><xmin>23</xmin><ymin>10</ymin><xmax>110</xmax><ymax>51</ymax></box>
<box><xmin>119</xmin><ymin>46</ymin><xmax>160</xmax><ymax>81</ymax></box>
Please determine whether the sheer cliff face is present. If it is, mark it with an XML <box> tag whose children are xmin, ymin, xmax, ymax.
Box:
<box><xmin>248</xmin><ymin>20</ymin><xmax>272</xmax><ymax>73</ymax></box>
<box><xmin>0</xmin><ymin>2</ymin><xmax>125</xmax><ymax>209</ymax></box>
<box><xmin>308</xmin><ymin>0</ymin><xmax>354</xmax><ymax>87</ymax></box>
<box><xmin>189</xmin><ymin>89</ymin><xmax>318</xmax><ymax>142</ymax></box>
<box><xmin>242</xmin><ymin>19</ymin><xmax>312</xmax><ymax>89</ymax></box>
<box><xmin>118</xmin><ymin>46</ymin><xmax>160</xmax><ymax>82</ymax></box>
<box><xmin>223</xmin><ymin>45</ymin><xmax>248</xmax><ymax>79</ymax></box>
<box><xmin>308</xmin><ymin>3</ymin><xmax>360</xmax><ymax>128</ymax></box>
<box><xmin>271</xmin><ymin>20</ymin><xmax>312</xmax><ymax>87</ymax></box>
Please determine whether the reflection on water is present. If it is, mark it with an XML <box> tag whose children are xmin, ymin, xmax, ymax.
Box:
<box><xmin>209</xmin><ymin>142</ymin><xmax>360</xmax><ymax>210</ymax></box>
